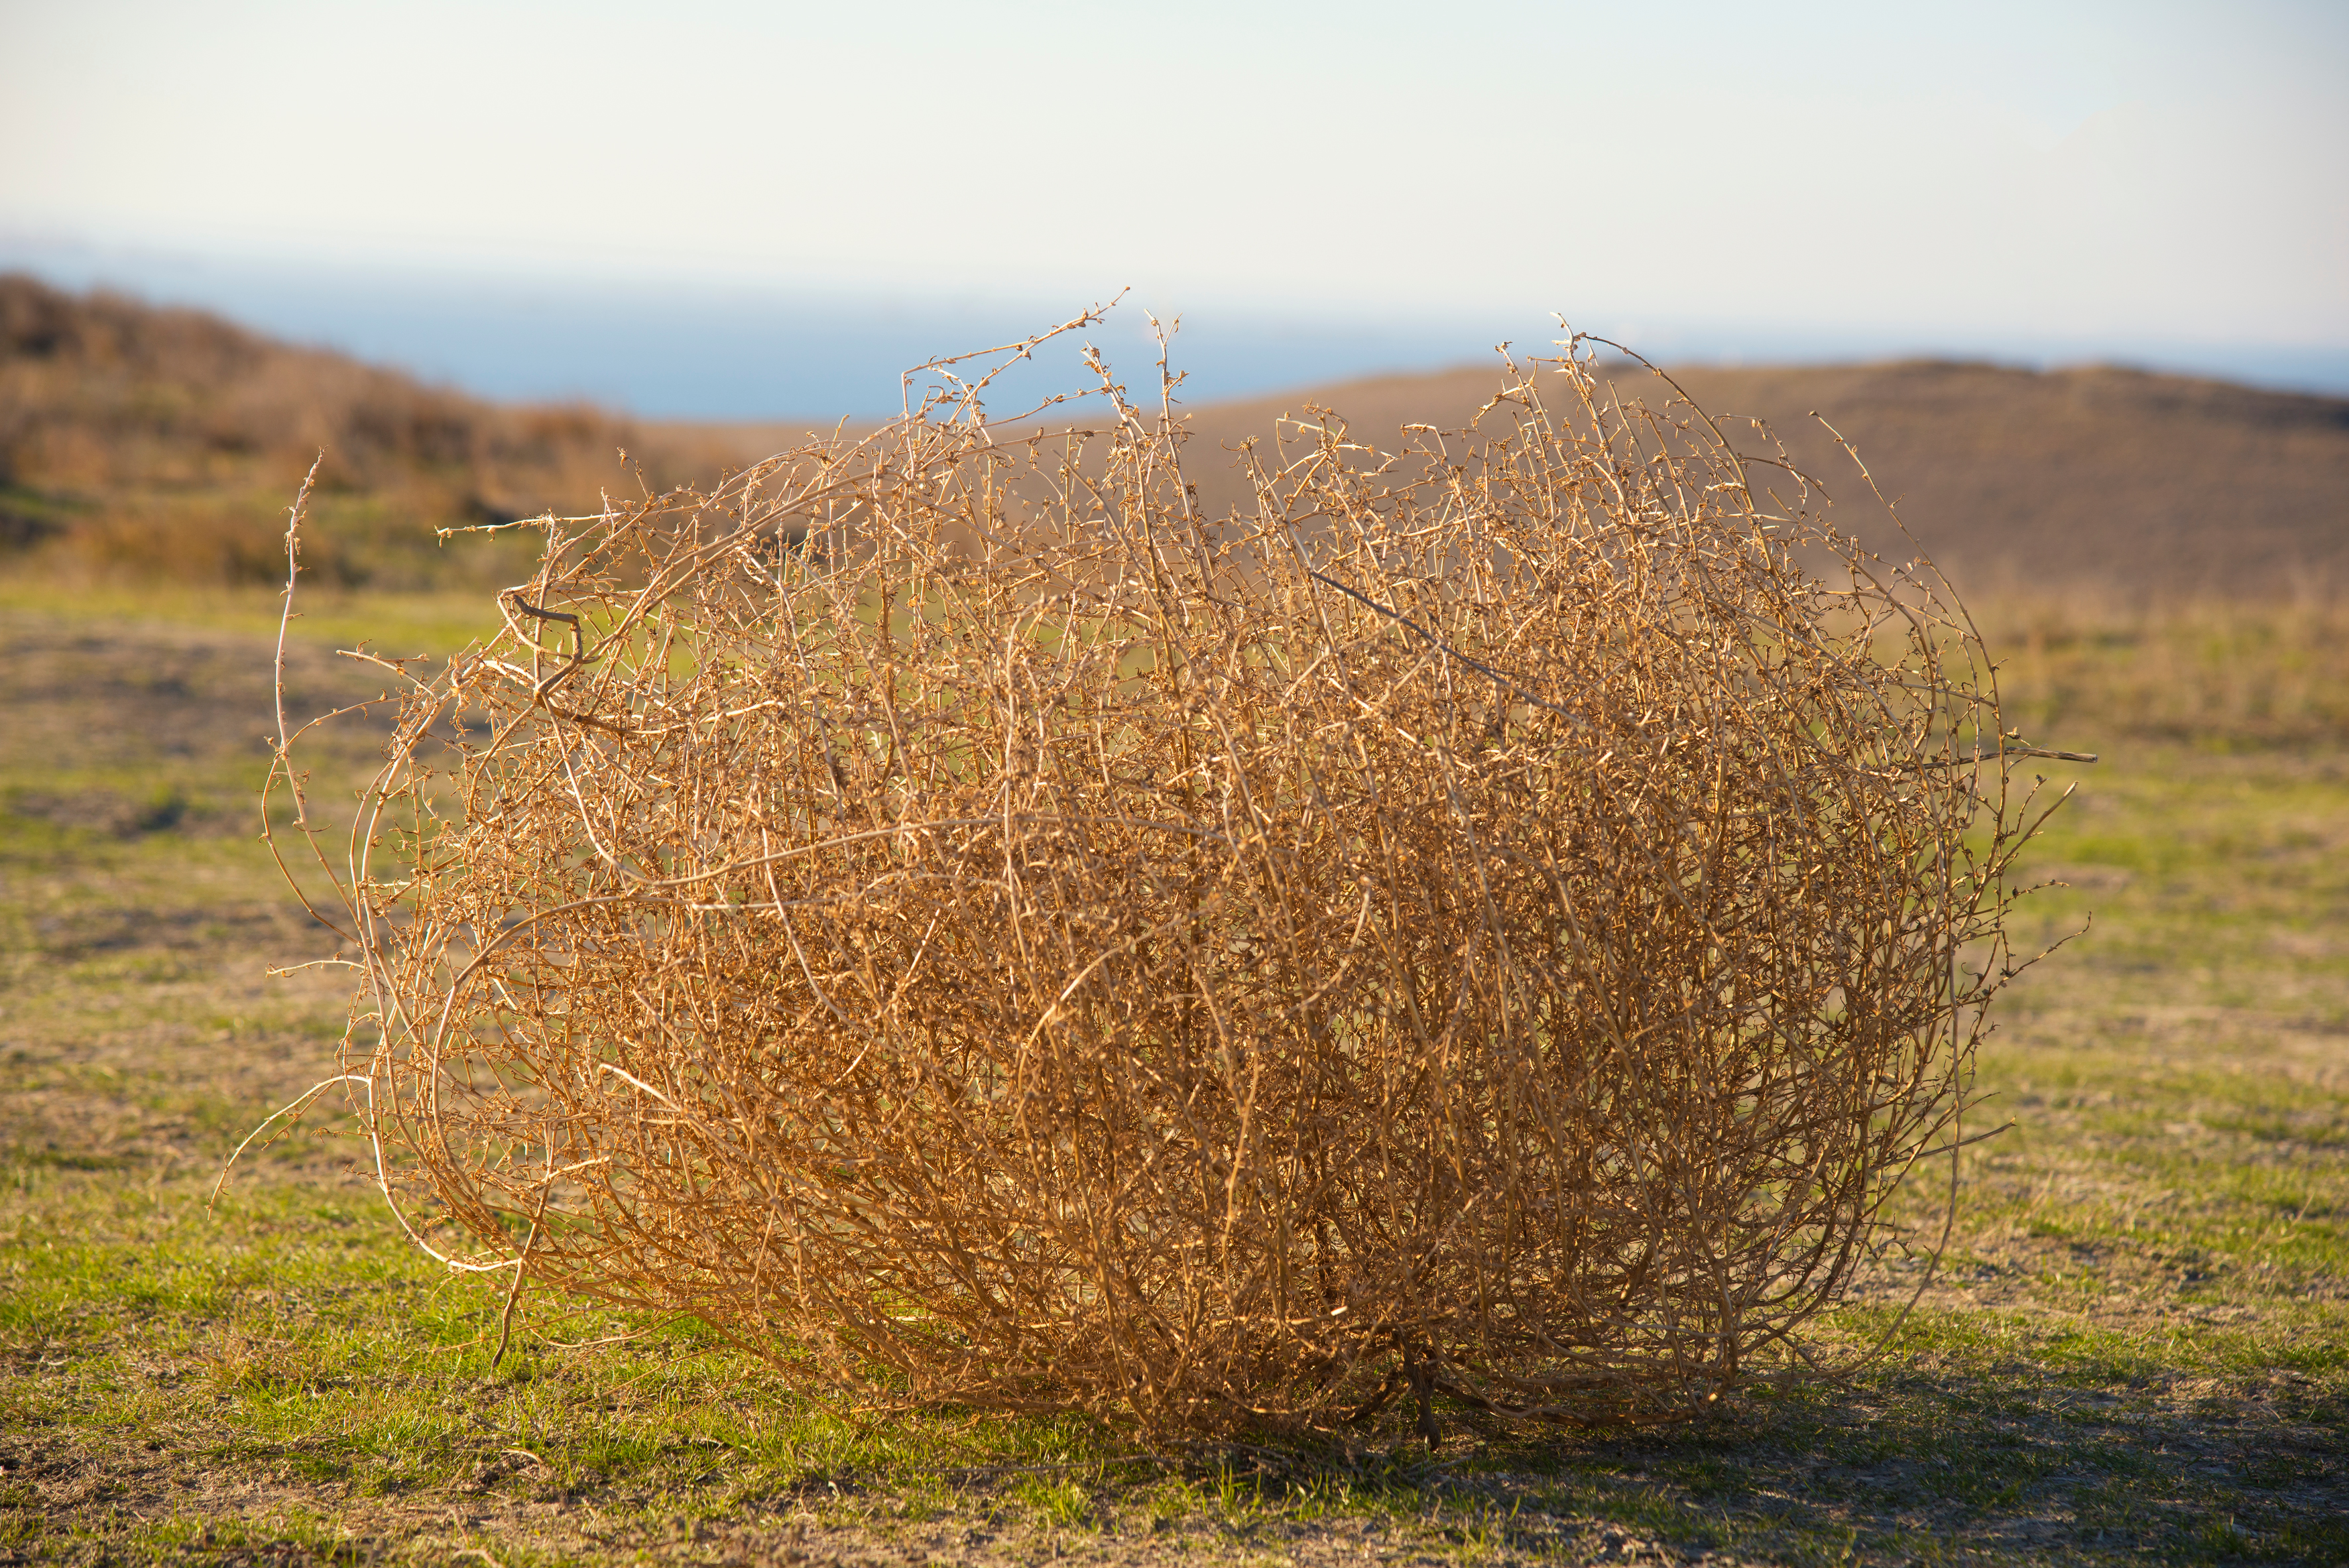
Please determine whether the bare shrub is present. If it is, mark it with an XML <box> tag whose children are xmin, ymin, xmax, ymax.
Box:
<box><xmin>266</xmin><ymin>320</ymin><xmax>2069</xmax><ymax>1435</ymax></box>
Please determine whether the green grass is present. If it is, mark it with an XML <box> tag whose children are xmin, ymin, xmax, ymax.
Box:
<box><xmin>0</xmin><ymin>573</ymin><xmax>506</xmax><ymax>664</ymax></box>
<box><xmin>2</xmin><ymin>597</ymin><xmax>2343</xmax><ymax>1564</ymax></box>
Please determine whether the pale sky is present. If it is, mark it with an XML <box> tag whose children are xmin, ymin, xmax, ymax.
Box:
<box><xmin>4</xmin><ymin>0</ymin><xmax>2345</xmax><ymax>408</ymax></box>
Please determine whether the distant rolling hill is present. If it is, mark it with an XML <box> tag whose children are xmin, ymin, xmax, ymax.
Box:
<box><xmin>1162</xmin><ymin>358</ymin><xmax>2349</xmax><ymax>603</ymax></box>
<box><xmin>6</xmin><ymin>272</ymin><xmax>2340</xmax><ymax>600</ymax></box>
<box><xmin>0</xmin><ymin>273</ymin><xmax>747</xmax><ymax>589</ymax></box>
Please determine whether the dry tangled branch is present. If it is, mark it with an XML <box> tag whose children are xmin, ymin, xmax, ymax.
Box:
<box><xmin>264</xmin><ymin>319</ymin><xmax>2069</xmax><ymax>1435</ymax></box>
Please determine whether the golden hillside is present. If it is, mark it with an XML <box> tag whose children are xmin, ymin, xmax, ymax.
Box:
<box><xmin>1168</xmin><ymin>357</ymin><xmax>2349</xmax><ymax>602</ymax></box>
<box><xmin>0</xmin><ymin>273</ymin><xmax>743</xmax><ymax>587</ymax></box>
<box><xmin>6</xmin><ymin>274</ymin><xmax>2341</xmax><ymax>602</ymax></box>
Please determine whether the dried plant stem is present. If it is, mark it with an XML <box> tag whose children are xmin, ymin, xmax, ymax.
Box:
<box><xmin>263</xmin><ymin>328</ymin><xmax>2062</xmax><ymax>1435</ymax></box>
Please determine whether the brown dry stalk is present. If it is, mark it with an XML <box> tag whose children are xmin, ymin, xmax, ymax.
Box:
<box><xmin>263</xmin><ymin>325</ymin><xmax>2059</xmax><ymax>1435</ymax></box>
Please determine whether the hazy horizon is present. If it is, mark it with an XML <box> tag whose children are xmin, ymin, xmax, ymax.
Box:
<box><xmin>10</xmin><ymin>240</ymin><xmax>2349</xmax><ymax>421</ymax></box>
<box><xmin>5</xmin><ymin>0</ymin><xmax>2344</xmax><ymax>418</ymax></box>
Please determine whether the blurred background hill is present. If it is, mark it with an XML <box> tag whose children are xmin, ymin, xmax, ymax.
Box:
<box><xmin>5</xmin><ymin>273</ymin><xmax>2341</xmax><ymax>605</ymax></box>
<box><xmin>1174</xmin><ymin>358</ymin><xmax>2349</xmax><ymax>603</ymax></box>
<box><xmin>0</xmin><ymin>274</ymin><xmax>749</xmax><ymax>589</ymax></box>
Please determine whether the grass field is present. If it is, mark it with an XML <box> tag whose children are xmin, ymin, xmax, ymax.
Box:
<box><xmin>2</xmin><ymin>584</ymin><xmax>2342</xmax><ymax>1566</ymax></box>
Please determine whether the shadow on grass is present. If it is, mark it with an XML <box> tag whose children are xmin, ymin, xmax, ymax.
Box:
<box><xmin>1328</xmin><ymin>1356</ymin><xmax>2349</xmax><ymax>1566</ymax></box>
